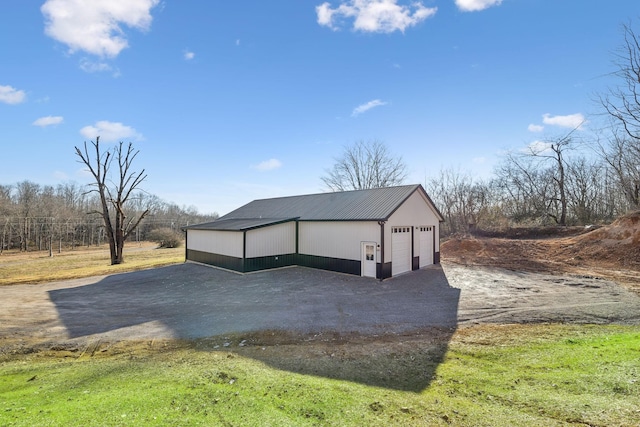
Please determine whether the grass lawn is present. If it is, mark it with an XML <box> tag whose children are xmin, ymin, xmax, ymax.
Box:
<box><xmin>1</xmin><ymin>324</ymin><xmax>638</xmax><ymax>426</ymax></box>
<box><xmin>0</xmin><ymin>242</ymin><xmax>184</xmax><ymax>285</ymax></box>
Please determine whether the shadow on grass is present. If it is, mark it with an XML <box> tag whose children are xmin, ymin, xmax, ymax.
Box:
<box><xmin>212</xmin><ymin>326</ymin><xmax>457</xmax><ymax>392</ymax></box>
<box><xmin>48</xmin><ymin>264</ymin><xmax>459</xmax><ymax>391</ymax></box>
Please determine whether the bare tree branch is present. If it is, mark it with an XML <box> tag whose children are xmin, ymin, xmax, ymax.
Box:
<box><xmin>322</xmin><ymin>140</ymin><xmax>408</xmax><ymax>191</ymax></box>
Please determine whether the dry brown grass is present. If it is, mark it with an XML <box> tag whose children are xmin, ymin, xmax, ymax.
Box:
<box><xmin>0</xmin><ymin>241</ymin><xmax>184</xmax><ymax>285</ymax></box>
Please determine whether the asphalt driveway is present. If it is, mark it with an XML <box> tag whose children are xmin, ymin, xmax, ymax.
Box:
<box><xmin>1</xmin><ymin>262</ymin><xmax>639</xmax><ymax>348</ymax></box>
<box><xmin>2</xmin><ymin>263</ymin><xmax>458</xmax><ymax>345</ymax></box>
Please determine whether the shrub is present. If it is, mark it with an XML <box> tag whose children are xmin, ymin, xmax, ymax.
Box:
<box><xmin>148</xmin><ymin>227</ymin><xmax>183</xmax><ymax>248</ymax></box>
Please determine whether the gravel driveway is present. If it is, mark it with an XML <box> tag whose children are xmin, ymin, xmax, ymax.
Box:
<box><xmin>1</xmin><ymin>262</ymin><xmax>639</xmax><ymax>349</ymax></box>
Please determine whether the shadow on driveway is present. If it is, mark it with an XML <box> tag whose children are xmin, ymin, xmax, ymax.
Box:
<box><xmin>48</xmin><ymin>263</ymin><xmax>460</xmax><ymax>391</ymax></box>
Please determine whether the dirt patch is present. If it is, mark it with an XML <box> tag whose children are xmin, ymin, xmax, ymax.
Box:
<box><xmin>442</xmin><ymin>210</ymin><xmax>640</xmax><ymax>294</ymax></box>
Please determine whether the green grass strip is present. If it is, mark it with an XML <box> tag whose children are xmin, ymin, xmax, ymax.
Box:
<box><xmin>1</xmin><ymin>324</ymin><xmax>638</xmax><ymax>426</ymax></box>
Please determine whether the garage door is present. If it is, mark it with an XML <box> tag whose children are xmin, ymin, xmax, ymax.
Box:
<box><xmin>418</xmin><ymin>226</ymin><xmax>434</xmax><ymax>268</ymax></box>
<box><xmin>391</xmin><ymin>226</ymin><xmax>411</xmax><ymax>276</ymax></box>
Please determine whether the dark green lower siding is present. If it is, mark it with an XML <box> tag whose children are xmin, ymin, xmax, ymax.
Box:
<box><xmin>187</xmin><ymin>249</ymin><xmax>244</xmax><ymax>272</ymax></box>
<box><xmin>243</xmin><ymin>253</ymin><xmax>297</xmax><ymax>272</ymax></box>
<box><xmin>186</xmin><ymin>250</ymin><xmax>359</xmax><ymax>276</ymax></box>
<box><xmin>380</xmin><ymin>262</ymin><xmax>392</xmax><ymax>279</ymax></box>
<box><xmin>296</xmin><ymin>254</ymin><xmax>361</xmax><ymax>276</ymax></box>
<box><xmin>186</xmin><ymin>250</ymin><xmax>440</xmax><ymax>277</ymax></box>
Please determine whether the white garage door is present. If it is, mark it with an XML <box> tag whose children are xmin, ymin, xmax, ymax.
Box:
<box><xmin>391</xmin><ymin>226</ymin><xmax>411</xmax><ymax>276</ymax></box>
<box><xmin>419</xmin><ymin>226</ymin><xmax>434</xmax><ymax>268</ymax></box>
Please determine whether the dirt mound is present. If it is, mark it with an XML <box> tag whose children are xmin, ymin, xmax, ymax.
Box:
<box><xmin>441</xmin><ymin>211</ymin><xmax>640</xmax><ymax>293</ymax></box>
<box><xmin>575</xmin><ymin>210</ymin><xmax>640</xmax><ymax>244</ymax></box>
<box><xmin>559</xmin><ymin>211</ymin><xmax>640</xmax><ymax>269</ymax></box>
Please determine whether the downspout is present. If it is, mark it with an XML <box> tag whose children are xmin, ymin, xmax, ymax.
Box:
<box><xmin>295</xmin><ymin>220</ymin><xmax>299</xmax><ymax>253</ymax></box>
<box><xmin>378</xmin><ymin>220</ymin><xmax>385</xmax><ymax>280</ymax></box>
<box><xmin>242</xmin><ymin>230</ymin><xmax>247</xmax><ymax>273</ymax></box>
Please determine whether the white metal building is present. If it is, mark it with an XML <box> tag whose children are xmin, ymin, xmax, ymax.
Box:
<box><xmin>184</xmin><ymin>184</ymin><xmax>444</xmax><ymax>279</ymax></box>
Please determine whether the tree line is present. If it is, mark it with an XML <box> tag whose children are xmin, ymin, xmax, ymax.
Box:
<box><xmin>425</xmin><ymin>120</ymin><xmax>639</xmax><ymax>235</ymax></box>
<box><xmin>325</xmin><ymin>126</ymin><xmax>638</xmax><ymax>236</ymax></box>
<box><xmin>0</xmin><ymin>179</ymin><xmax>217</xmax><ymax>254</ymax></box>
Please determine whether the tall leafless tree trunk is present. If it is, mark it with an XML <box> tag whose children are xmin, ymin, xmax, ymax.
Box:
<box><xmin>75</xmin><ymin>137</ymin><xmax>150</xmax><ymax>265</ymax></box>
<box><xmin>523</xmin><ymin>130</ymin><xmax>582</xmax><ymax>225</ymax></box>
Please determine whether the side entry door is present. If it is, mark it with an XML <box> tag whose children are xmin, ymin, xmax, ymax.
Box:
<box><xmin>361</xmin><ymin>242</ymin><xmax>377</xmax><ymax>278</ymax></box>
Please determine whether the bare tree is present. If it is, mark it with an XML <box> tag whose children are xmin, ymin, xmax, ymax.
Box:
<box><xmin>524</xmin><ymin>133</ymin><xmax>576</xmax><ymax>225</ymax></box>
<box><xmin>75</xmin><ymin>137</ymin><xmax>150</xmax><ymax>265</ymax></box>
<box><xmin>599</xmin><ymin>23</ymin><xmax>640</xmax><ymax>141</ymax></box>
<box><xmin>496</xmin><ymin>150</ymin><xmax>559</xmax><ymax>225</ymax></box>
<box><xmin>0</xmin><ymin>184</ymin><xmax>13</xmax><ymax>254</ymax></box>
<box><xmin>595</xmin><ymin>22</ymin><xmax>640</xmax><ymax>210</ymax></box>
<box><xmin>596</xmin><ymin>128</ymin><xmax>640</xmax><ymax>210</ymax></box>
<box><xmin>565</xmin><ymin>157</ymin><xmax>607</xmax><ymax>223</ymax></box>
<box><xmin>15</xmin><ymin>181</ymin><xmax>40</xmax><ymax>251</ymax></box>
<box><xmin>500</xmin><ymin>127</ymin><xmax>583</xmax><ymax>225</ymax></box>
<box><xmin>425</xmin><ymin>168</ymin><xmax>493</xmax><ymax>234</ymax></box>
<box><xmin>322</xmin><ymin>140</ymin><xmax>407</xmax><ymax>191</ymax></box>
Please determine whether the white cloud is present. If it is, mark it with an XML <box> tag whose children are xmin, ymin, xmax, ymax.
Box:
<box><xmin>455</xmin><ymin>0</ymin><xmax>503</xmax><ymax>12</ymax></box>
<box><xmin>41</xmin><ymin>0</ymin><xmax>159</xmax><ymax>58</ymax></box>
<box><xmin>33</xmin><ymin>116</ymin><xmax>64</xmax><ymax>127</ymax></box>
<box><xmin>542</xmin><ymin>113</ymin><xmax>586</xmax><ymax>130</ymax></box>
<box><xmin>252</xmin><ymin>158</ymin><xmax>283</xmax><ymax>171</ymax></box>
<box><xmin>316</xmin><ymin>0</ymin><xmax>437</xmax><ymax>33</ymax></box>
<box><xmin>79</xmin><ymin>58</ymin><xmax>113</xmax><ymax>73</ymax></box>
<box><xmin>184</xmin><ymin>51</ymin><xmax>195</xmax><ymax>60</ymax></box>
<box><xmin>352</xmin><ymin>99</ymin><xmax>387</xmax><ymax>116</ymax></box>
<box><xmin>0</xmin><ymin>85</ymin><xmax>26</xmax><ymax>104</ymax></box>
<box><xmin>528</xmin><ymin>124</ymin><xmax>544</xmax><ymax>132</ymax></box>
<box><xmin>80</xmin><ymin>120</ymin><xmax>142</xmax><ymax>142</ymax></box>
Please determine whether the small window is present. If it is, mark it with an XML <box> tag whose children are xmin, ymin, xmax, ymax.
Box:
<box><xmin>366</xmin><ymin>245</ymin><xmax>374</xmax><ymax>261</ymax></box>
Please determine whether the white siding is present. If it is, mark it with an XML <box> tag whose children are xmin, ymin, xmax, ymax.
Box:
<box><xmin>246</xmin><ymin>222</ymin><xmax>296</xmax><ymax>258</ymax></box>
<box><xmin>299</xmin><ymin>221</ymin><xmax>379</xmax><ymax>261</ymax></box>
<box><xmin>187</xmin><ymin>229</ymin><xmax>243</xmax><ymax>258</ymax></box>
<box><xmin>384</xmin><ymin>191</ymin><xmax>440</xmax><ymax>263</ymax></box>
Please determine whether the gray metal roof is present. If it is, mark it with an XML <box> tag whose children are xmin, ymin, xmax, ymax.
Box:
<box><xmin>185</xmin><ymin>217</ymin><xmax>297</xmax><ymax>231</ymax></box>
<box><xmin>218</xmin><ymin>184</ymin><xmax>443</xmax><ymax>222</ymax></box>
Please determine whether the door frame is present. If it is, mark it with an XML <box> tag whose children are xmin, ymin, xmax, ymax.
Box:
<box><xmin>361</xmin><ymin>241</ymin><xmax>377</xmax><ymax>278</ymax></box>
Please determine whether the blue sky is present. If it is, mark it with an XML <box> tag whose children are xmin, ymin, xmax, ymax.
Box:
<box><xmin>0</xmin><ymin>1</ymin><xmax>637</xmax><ymax>215</ymax></box>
